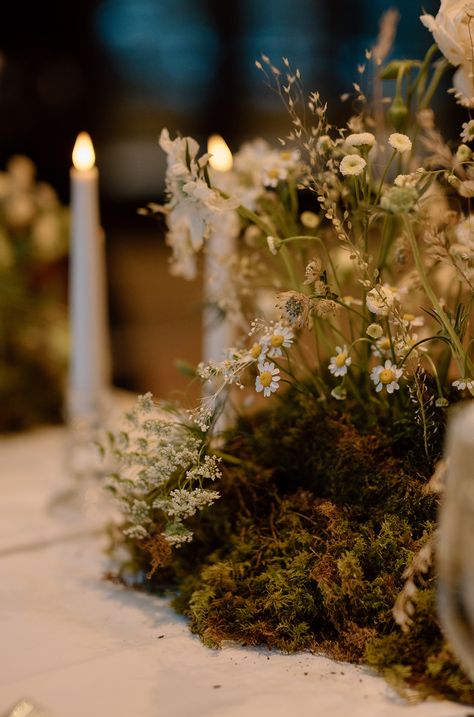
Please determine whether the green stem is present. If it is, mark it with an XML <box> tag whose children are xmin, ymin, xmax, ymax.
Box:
<box><xmin>412</xmin><ymin>44</ymin><xmax>439</xmax><ymax>98</ymax></box>
<box><xmin>236</xmin><ymin>205</ymin><xmax>274</xmax><ymax>236</ymax></box>
<box><xmin>375</xmin><ymin>150</ymin><xmax>397</xmax><ymax>206</ymax></box>
<box><xmin>418</xmin><ymin>58</ymin><xmax>449</xmax><ymax>110</ymax></box>
<box><xmin>404</xmin><ymin>217</ymin><xmax>468</xmax><ymax>374</ymax></box>
<box><xmin>280</xmin><ymin>245</ymin><xmax>299</xmax><ymax>289</ymax></box>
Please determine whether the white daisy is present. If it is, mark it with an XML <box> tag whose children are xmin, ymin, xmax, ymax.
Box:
<box><xmin>371</xmin><ymin>335</ymin><xmax>392</xmax><ymax>357</ymax></box>
<box><xmin>328</xmin><ymin>346</ymin><xmax>352</xmax><ymax>377</ymax></box>
<box><xmin>339</xmin><ymin>154</ymin><xmax>367</xmax><ymax>177</ymax></box>
<box><xmin>402</xmin><ymin>313</ymin><xmax>424</xmax><ymax>328</ymax></box>
<box><xmin>388</xmin><ymin>133</ymin><xmax>412</xmax><ymax>153</ymax></box>
<box><xmin>370</xmin><ymin>360</ymin><xmax>403</xmax><ymax>394</ymax></box>
<box><xmin>452</xmin><ymin>378</ymin><xmax>474</xmax><ymax>391</ymax></box>
<box><xmin>265</xmin><ymin>324</ymin><xmax>294</xmax><ymax>358</ymax></box>
<box><xmin>255</xmin><ymin>362</ymin><xmax>281</xmax><ymax>397</ymax></box>
<box><xmin>262</xmin><ymin>163</ymin><xmax>287</xmax><ymax>187</ymax></box>
<box><xmin>249</xmin><ymin>341</ymin><xmax>268</xmax><ymax>365</ymax></box>
<box><xmin>279</xmin><ymin>149</ymin><xmax>300</xmax><ymax>164</ymax></box>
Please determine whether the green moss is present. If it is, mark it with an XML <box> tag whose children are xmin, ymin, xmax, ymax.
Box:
<box><xmin>115</xmin><ymin>389</ymin><xmax>474</xmax><ymax>704</ymax></box>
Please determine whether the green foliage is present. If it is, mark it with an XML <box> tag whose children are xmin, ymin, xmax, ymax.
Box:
<box><xmin>112</xmin><ymin>389</ymin><xmax>474</xmax><ymax>704</ymax></box>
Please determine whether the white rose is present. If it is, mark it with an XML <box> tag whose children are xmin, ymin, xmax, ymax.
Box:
<box><xmin>421</xmin><ymin>1</ymin><xmax>474</xmax><ymax>102</ymax></box>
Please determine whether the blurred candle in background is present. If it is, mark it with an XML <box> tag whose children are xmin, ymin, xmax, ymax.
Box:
<box><xmin>69</xmin><ymin>132</ymin><xmax>110</xmax><ymax>424</ymax></box>
<box><xmin>204</xmin><ymin>134</ymin><xmax>235</xmax><ymax>365</ymax></box>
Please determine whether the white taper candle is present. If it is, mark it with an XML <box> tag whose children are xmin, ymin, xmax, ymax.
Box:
<box><xmin>203</xmin><ymin>134</ymin><xmax>235</xmax><ymax>365</ymax></box>
<box><xmin>69</xmin><ymin>132</ymin><xmax>110</xmax><ymax>420</ymax></box>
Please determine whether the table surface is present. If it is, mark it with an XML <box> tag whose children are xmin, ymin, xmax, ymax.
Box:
<box><xmin>0</xmin><ymin>425</ymin><xmax>472</xmax><ymax>717</ymax></box>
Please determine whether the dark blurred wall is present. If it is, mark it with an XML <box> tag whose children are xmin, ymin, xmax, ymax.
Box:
<box><xmin>0</xmin><ymin>0</ymin><xmax>441</xmax><ymax>205</ymax></box>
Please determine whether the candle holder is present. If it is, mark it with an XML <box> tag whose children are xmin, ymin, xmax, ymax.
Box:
<box><xmin>48</xmin><ymin>390</ymin><xmax>115</xmax><ymax>521</ymax></box>
<box><xmin>437</xmin><ymin>403</ymin><xmax>474</xmax><ymax>682</ymax></box>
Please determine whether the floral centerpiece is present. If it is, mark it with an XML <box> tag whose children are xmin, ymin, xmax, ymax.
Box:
<box><xmin>0</xmin><ymin>156</ymin><xmax>69</xmax><ymax>431</ymax></box>
<box><xmin>106</xmin><ymin>2</ymin><xmax>474</xmax><ymax>703</ymax></box>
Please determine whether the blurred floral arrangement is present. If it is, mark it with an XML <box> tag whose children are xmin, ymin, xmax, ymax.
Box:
<box><xmin>0</xmin><ymin>155</ymin><xmax>69</xmax><ymax>431</ymax></box>
<box><xmin>107</xmin><ymin>1</ymin><xmax>474</xmax><ymax>703</ymax></box>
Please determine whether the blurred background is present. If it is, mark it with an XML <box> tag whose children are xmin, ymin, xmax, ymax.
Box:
<box><xmin>0</xmin><ymin>0</ymin><xmax>443</xmax><ymax>406</ymax></box>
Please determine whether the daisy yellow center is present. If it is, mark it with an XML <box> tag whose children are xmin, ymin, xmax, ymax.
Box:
<box><xmin>280</xmin><ymin>151</ymin><xmax>292</xmax><ymax>161</ymax></box>
<box><xmin>379</xmin><ymin>338</ymin><xmax>391</xmax><ymax>350</ymax></box>
<box><xmin>379</xmin><ymin>368</ymin><xmax>395</xmax><ymax>384</ymax></box>
<box><xmin>259</xmin><ymin>371</ymin><xmax>273</xmax><ymax>387</ymax></box>
<box><xmin>267</xmin><ymin>168</ymin><xmax>279</xmax><ymax>178</ymax></box>
<box><xmin>335</xmin><ymin>353</ymin><xmax>347</xmax><ymax>367</ymax></box>
<box><xmin>403</xmin><ymin>313</ymin><xmax>415</xmax><ymax>322</ymax></box>
<box><xmin>270</xmin><ymin>334</ymin><xmax>284</xmax><ymax>347</ymax></box>
<box><xmin>250</xmin><ymin>343</ymin><xmax>262</xmax><ymax>358</ymax></box>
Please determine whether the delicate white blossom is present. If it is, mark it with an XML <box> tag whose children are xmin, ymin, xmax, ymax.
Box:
<box><xmin>370</xmin><ymin>360</ymin><xmax>403</xmax><ymax>393</ymax></box>
<box><xmin>255</xmin><ymin>361</ymin><xmax>281</xmax><ymax>397</ymax></box>
<box><xmin>264</xmin><ymin>324</ymin><xmax>294</xmax><ymax>357</ymax></box>
<box><xmin>328</xmin><ymin>346</ymin><xmax>352</xmax><ymax>377</ymax></box>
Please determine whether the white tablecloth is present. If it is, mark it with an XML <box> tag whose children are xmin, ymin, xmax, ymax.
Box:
<box><xmin>0</xmin><ymin>426</ymin><xmax>471</xmax><ymax>717</ymax></box>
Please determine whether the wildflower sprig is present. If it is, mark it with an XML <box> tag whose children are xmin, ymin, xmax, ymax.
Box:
<box><xmin>107</xmin><ymin>393</ymin><xmax>222</xmax><ymax>546</ymax></box>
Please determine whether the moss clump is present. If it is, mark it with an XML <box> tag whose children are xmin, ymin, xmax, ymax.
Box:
<box><xmin>115</xmin><ymin>390</ymin><xmax>474</xmax><ymax>704</ymax></box>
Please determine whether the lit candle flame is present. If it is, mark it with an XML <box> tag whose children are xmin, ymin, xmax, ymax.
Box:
<box><xmin>207</xmin><ymin>134</ymin><xmax>233</xmax><ymax>172</ymax></box>
<box><xmin>72</xmin><ymin>132</ymin><xmax>96</xmax><ymax>171</ymax></box>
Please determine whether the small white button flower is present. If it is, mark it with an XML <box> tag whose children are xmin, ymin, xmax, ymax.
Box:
<box><xmin>461</xmin><ymin>120</ymin><xmax>474</xmax><ymax>143</ymax></box>
<box><xmin>452</xmin><ymin>378</ymin><xmax>474</xmax><ymax>391</ymax></box>
<box><xmin>255</xmin><ymin>361</ymin><xmax>281</xmax><ymax>397</ymax></box>
<box><xmin>388</xmin><ymin>133</ymin><xmax>412</xmax><ymax>153</ymax></box>
<box><xmin>371</xmin><ymin>360</ymin><xmax>403</xmax><ymax>394</ymax></box>
<box><xmin>366</xmin><ymin>323</ymin><xmax>383</xmax><ymax>339</ymax></box>
<box><xmin>345</xmin><ymin>132</ymin><xmax>376</xmax><ymax>147</ymax></box>
<box><xmin>340</xmin><ymin>154</ymin><xmax>367</xmax><ymax>177</ymax></box>
<box><xmin>265</xmin><ymin>324</ymin><xmax>294</xmax><ymax>357</ymax></box>
<box><xmin>328</xmin><ymin>346</ymin><xmax>352</xmax><ymax>377</ymax></box>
